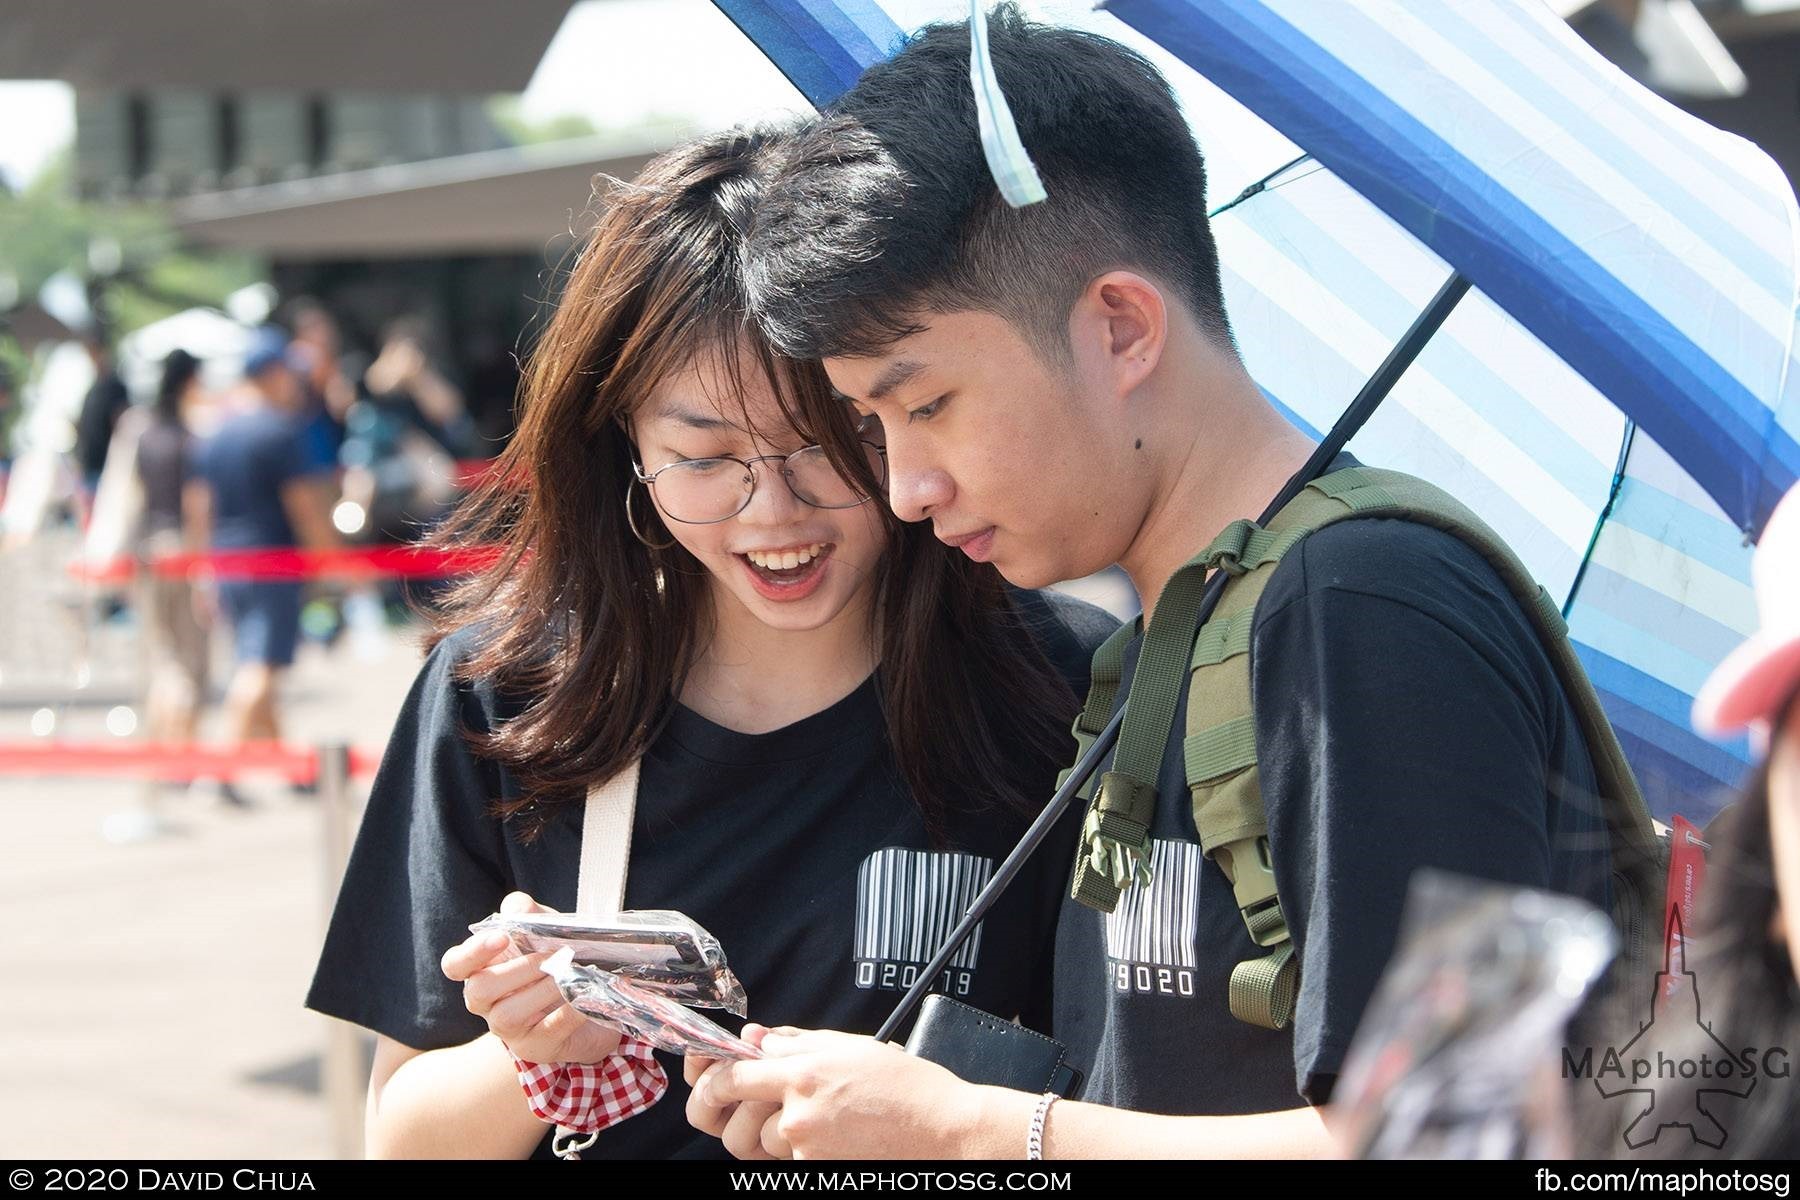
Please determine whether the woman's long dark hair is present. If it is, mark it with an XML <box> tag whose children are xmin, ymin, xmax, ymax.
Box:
<box><xmin>156</xmin><ymin>350</ymin><xmax>200</xmax><ymax>423</ymax></box>
<box><xmin>426</xmin><ymin>123</ymin><xmax>1081</xmax><ymax>845</ymax></box>
<box><xmin>1682</xmin><ymin>767</ymin><xmax>1800</xmax><ymax>1157</ymax></box>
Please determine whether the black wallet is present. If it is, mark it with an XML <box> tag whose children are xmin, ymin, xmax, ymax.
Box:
<box><xmin>903</xmin><ymin>995</ymin><xmax>1083</xmax><ymax>1098</ymax></box>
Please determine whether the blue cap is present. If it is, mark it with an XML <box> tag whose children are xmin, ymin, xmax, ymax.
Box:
<box><xmin>243</xmin><ymin>326</ymin><xmax>292</xmax><ymax>378</ymax></box>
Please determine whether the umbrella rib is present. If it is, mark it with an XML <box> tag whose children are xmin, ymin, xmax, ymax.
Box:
<box><xmin>1562</xmin><ymin>418</ymin><xmax>1638</xmax><ymax>620</ymax></box>
<box><xmin>1209</xmin><ymin>152</ymin><xmax>1314</xmax><ymax>220</ymax></box>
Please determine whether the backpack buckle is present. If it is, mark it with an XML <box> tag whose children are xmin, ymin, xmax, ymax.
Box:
<box><xmin>1070</xmin><ymin>771</ymin><xmax>1158</xmax><ymax>912</ymax></box>
<box><xmin>1216</xmin><ymin>835</ymin><xmax>1290</xmax><ymax>947</ymax></box>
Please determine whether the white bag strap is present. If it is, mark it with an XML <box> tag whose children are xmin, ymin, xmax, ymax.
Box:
<box><xmin>577</xmin><ymin>757</ymin><xmax>641</xmax><ymax>917</ymax></box>
<box><xmin>555</xmin><ymin>757</ymin><xmax>643</xmax><ymax>1160</ymax></box>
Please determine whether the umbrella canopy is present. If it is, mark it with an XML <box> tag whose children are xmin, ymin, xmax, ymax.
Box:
<box><xmin>712</xmin><ymin>0</ymin><xmax>1800</xmax><ymax>819</ymax></box>
<box><xmin>1121</xmin><ymin>0</ymin><xmax>1798</xmax><ymax>535</ymax></box>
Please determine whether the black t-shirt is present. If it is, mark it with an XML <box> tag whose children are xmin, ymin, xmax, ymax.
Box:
<box><xmin>76</xmin><ymin>372</ymin><xmax>128</xmax><ymax>479</ymax></box>
<box><xmin>306</xmin><ymin>589</ymin><xmax>1116</xmax><ymax>1159</ymax></box>
<box><xmin>1053</xmin><ymin>493</ymin><xmax>1615</xmax><ymax>1116</ymax></box>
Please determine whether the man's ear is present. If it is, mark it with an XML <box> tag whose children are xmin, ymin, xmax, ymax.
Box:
<box><xmin>1072</xmin><ymin>270</ymin><xmax>1168</xmax><ymax>402</ymax></box>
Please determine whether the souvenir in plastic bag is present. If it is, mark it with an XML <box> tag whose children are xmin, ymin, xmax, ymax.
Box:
<box><xmin>539</xmin><ymin>948</ymin><xmax>762</xmax><ymax>1061</ymax></box>
<box><xmin>1331</xmin><ymin>869</ymin><xmax>1617</xmax><ymax>1159</ymax></box>
<box><xmin>472</xmin><ymin>908</ymin><xmax>748</xmax><ymax>1015</ymax></box>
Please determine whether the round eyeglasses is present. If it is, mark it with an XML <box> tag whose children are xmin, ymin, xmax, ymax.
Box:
<box><xmin>631</xmin><ymin>440</ymin><xmax>888</xmax><ymax>525</ymax></box>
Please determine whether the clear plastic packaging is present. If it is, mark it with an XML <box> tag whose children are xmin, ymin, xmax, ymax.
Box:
<box><xmin>1330</xmin><ymin>869</ymin><xmax>1618</xmax><ymax>1159</ymax></box>
<box><xmin>472</xmin><ymin>909</ymin><xmax>748</xmax><ymax>1015</ymax></box>
<box><xmin>540</xmin><ymin>948</ymin><xmax>762</xmax><ymax>1061</ymax></box>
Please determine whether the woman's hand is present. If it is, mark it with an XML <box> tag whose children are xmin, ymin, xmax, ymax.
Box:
<box><xmin>440</xmin><ymin>890</ymin><xmax>623</xmax><ymax>1065</ymax></box>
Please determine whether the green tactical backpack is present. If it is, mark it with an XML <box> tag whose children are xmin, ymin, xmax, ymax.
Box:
<box><xmin>1062</xmin><ymin>466</ymin><xmax>1668</xmax><ymax>1032</ymax></box>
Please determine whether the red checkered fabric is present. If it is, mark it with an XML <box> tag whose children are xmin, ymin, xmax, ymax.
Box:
<box><xmin>513</xmin><ymin>1035</ymin><xmax>667</xmax><ymax>1133</ymax></box>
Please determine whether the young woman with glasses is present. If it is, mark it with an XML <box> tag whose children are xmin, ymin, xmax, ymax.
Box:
<box><xmin>305</xmin><ymin>124</ymin><xmax>1116</xmax><ymax>1160</ymax></box>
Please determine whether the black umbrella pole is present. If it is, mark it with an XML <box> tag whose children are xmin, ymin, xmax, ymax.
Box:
<box><xmin>874</xmin><ymin>703</ymin><xmax>1126</xmax><ymax>1043</ymax></box>
<box><xmin>1281</xmin><ymin>270</ymin><xmax>1472</xmax><ymax>514</ymax></box>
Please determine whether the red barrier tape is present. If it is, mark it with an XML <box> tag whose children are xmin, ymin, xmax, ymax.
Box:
<box><xmin>70</xmin><ymin>543</ymin><xmax>507</xmax><ymax>586</ymax></box>
<box><xmin>0</xmin><ymin>741</ymin><xmax>381</xmax><ymax>783</ymax></box>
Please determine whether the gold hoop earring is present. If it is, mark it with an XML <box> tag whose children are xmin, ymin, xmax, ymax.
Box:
<box><xmin>624</xmin><ymin>483</ymin><xmax>678</xmax><ymax>551</ymax></box>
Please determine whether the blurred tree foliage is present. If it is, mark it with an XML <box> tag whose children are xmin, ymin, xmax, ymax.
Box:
<box><xmin>487</xmin><ymin>96</ymin><xmax>601</xmax><ymax>144</ymax></box>
<box><xmin>485</xmin><ymin>95</ymin><xmax>694</xmax><ymax>147</ymax></box>
<box><xmin>0</xmin><ymin>148</ymin><xmax>264</xmax><ymax>355</ymax></box>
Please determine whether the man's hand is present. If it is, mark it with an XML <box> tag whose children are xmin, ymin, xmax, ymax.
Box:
<box><xmin>695</xmin><ymin>1026</ymin><xmax>984</xmax><ymax>1160</ymax></box>
<box><xmin>685</xmin><ymin>1028</ymin><xmax>790</xmax><ymax>1159</ymax></box>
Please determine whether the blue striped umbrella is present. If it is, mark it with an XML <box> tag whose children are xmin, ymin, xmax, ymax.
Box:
<box><xmin>712</xmin><ymin>0</ymin><xmax>1800</xmax><ymax>820</ymax></box>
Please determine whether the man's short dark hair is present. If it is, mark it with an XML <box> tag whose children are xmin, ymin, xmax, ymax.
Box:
<box><xmin>744</xmin><ymin>4</ymin><xmax>1233</xmax><ymax>365</ymax></box>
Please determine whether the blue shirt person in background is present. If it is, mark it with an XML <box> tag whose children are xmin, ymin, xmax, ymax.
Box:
<box><xmin>191</xmin><ymin>326</ymin><xmax>342</xmax><ymax>801</ymax></box>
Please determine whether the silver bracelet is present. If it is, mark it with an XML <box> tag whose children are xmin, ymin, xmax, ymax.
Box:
<box><xmin>1027</xmin><ymin>1091</ymin><xmax>1058</xmax><ymax>1160</ymax></box>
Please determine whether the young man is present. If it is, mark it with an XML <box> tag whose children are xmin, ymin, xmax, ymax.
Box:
<box><xmin>689</xmin><ymin>9</ymin><xmax>1615</xmax><ymax>1158</ymax></box>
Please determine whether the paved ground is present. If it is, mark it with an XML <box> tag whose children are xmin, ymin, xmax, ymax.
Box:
<box><xmin>0</xmin><ymin>533</ymin><xmax>1137</xmax><ymax>1160</ymax></box>
<box><xmin>0</xmin><ymin>548</ymin><xmax>417</xmax><ymax>1159</ymax></box>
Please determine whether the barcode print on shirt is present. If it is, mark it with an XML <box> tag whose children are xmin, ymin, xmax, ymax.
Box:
<box><xmin>852</xmin><ymin>848</ymin><xmax>994</xmax><ymax>992</ymax></box>
<box><xmin>1104</xmin><ymin>838</ymin><xmax>1202</xmax><ymax>969</ymax></box>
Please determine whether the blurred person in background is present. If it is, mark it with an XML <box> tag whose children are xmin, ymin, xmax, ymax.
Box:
<box><xmin>190</xmin><ymin>327</ymin><xmax>342</xmax><ymax>801</ymax></box>
<box><xmin>134</xmin><ymin>349</ymin><xmax>212</xmax><ymax>760</ymax></box>
<box><xmin>0</xmin><ymin>361</ymin><xmax>17</xmax><ymax>496</ymax></box>
<box><xmin>74</xmin><ymin>328</ymin><xmax>128</xmax><ymax>494</ymax></box>
<box><xmin>361</xmin><ymin>316</ymin><xmax>476</xmax><ymax>459</ymax></box>
<box><xmin>340</xmin><ymin>316</ymin><xmax>473</xmax><ymax>554</ymax></box>
<box><xmin>288</xmin><ymin>299</ymin><xmax>359</xmax><ymax>418</ymax></box>
<box><xmin>286</xmin><ymin>298</ymin><xmax>356</xmax><ymax>471</ymax></box>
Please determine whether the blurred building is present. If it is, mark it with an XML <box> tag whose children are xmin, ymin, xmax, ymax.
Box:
<box><xmin>1564</xmin><ymin>0</ymin><xmax>1797</xmax><ymax>190</ymax></box>
<box><xmin>70</xmin><ymin>91</ymin><xmax>511</xmax><ymax>201</ymax></box>
<box><xmin>1680</xmin><ymin>3</ymin><xmax>1800</xmax><ymax>193</ymax></box>
<box><xmin>166</xmin><ymin>132</ymin><xmax>662</xmax><ymax>449</ymax></box>
<box><xmin>0</xmin><ymin>0</ymin><xmax>671</xmax><ymax>447</ymax></box>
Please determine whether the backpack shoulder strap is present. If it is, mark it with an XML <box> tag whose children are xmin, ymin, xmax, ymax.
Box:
<box><xmin>1308</xmin><ymin>469</ymin><xmax>1667</xmax><ymax>1024</ymax></box>
<box><xmin>1059</xmin><ymin>617</ymin><xmax>1140</xmax><ymax>805</ymax></box>
<box><xmin>1186</xmin><ymin>466</ymin><xmax>1661</xmax><ymax>1030</ymax></box>
<box><xmin>1069</xmin><ymin>544</ymin><xmax>1219</xmax><ymax>913</ymax></box>
<box><xmin>1307</xmin><ymin>468</ymin><xmax>1660</xmax><ymax>869</ymax></box>
<box><xmin>1184</xmin><ymin>479</ymin><xmax>1351</xmax><ymax>1030</ymax></box>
